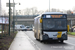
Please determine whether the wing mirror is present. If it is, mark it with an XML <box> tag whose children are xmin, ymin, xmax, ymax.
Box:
<box><xmin>67</xmin><ymin>25</ymin><xmax>69</xmax><ymax>32</ymax></box>
<box><xmin>40</xmin><ymin>19</ymin><xmax>42</xmax><ymax>23</ymax></box>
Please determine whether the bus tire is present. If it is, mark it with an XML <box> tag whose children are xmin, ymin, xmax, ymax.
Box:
<box><xmin>34</xmin><ymin>33</ymin><xmax>36</xmax><ymax>38</ymax></box>
<box><xmin>36</xmin><ymin>38</ymin><xmax>39</xmax><ymax>41</ymax></box>
<box><xmin>36</xmin><ymin>38</ymin><xmax>38</xmax><ymax>40</ymax></box>
<box><xmin>35</xmin><ymin>33</ymin><xmax>39</xmax><ymax>41</ymax></box>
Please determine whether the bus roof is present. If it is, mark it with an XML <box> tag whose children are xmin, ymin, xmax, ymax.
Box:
<box><xmin>42</xmin><ymin>12</ymin><xmax>66</xmax><ymax>15</ymax></box>
<box><xmin>34</xmin><ymin>12</ymin><xmax>66</xmax><ymax>19</ymax></box>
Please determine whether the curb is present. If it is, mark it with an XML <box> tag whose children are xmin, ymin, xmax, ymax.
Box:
<box><xmin>68</xmin><ymin>34</ymin><xmax>75</xmax><ymax>38</ymax></box>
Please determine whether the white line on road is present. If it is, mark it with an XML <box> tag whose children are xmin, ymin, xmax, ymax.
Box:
<box><xmin>64</xmin><ymin>41</ymin><xmax>75</xmax><ymax>46</ymax></box>
<box><xmin>24</xmin><ymin>31</ymin><xmax>41</xmax><ymax>50</ymax></box>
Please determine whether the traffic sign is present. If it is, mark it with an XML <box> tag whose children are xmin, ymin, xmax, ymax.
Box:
<box><xmin>6</xmin><ymin>3</ymin><xmax>15</xmax><ymax>7</ymax></box>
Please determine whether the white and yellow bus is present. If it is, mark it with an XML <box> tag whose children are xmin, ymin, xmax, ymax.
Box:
<box><xmin>34</xmin><ymin>12</ymin><xmax>69</xmax><ymax>42</ymax></box>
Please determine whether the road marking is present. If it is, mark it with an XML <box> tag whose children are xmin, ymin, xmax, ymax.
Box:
<box><xmin>24</xmin><ymin>31</ymin><xmax>41</xmax><ymax>50</ymax></box>
<box><xmin>23</xmin><ymin>31</ymin><xmax>75</xmax><ymax>49</ymax></box>
<box><xmin>68</xmin><ymin>37</ymin><xmax>75</xmax><ymax>39</ymax></box>
<box><xmin>64</xmin><ymin>41</ymin><xmax>75</xmax><ymax>46</ymax></box>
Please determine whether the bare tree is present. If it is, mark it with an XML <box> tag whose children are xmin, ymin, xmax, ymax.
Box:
<box><xmin>31</xmin><ymin>7</ymin><xmax>38</xmax><ymax>15</ymax></box>
<box><xmin>67</xmin><ymin>10</ymin><xmax>72</xmax><ymax>14</ymax></box>
<box><xmin>50</xmin><ymin>8</ymin><xmax>60</xmax><ymax>12</ymax></box>
<box><xmin>51</xmin><ymin>8</ymin><xmax>57</xmax><ymax>12</ymax></box>
<box><xmin>72</xmin><ymin>7</ymin><xmax>75</xmax><ymax>14</ymax></box>
<box><xmin>73</xmin><ymin>7</ymin><xmax>75</xmax><ymax>11</ymax></box>
<box><xmin>56</xmin><ymin>9</ymin><xmax>60</xmax><ymax>12</ymax></box>
<box><xmin>45</xmin><ymin>9</ymin><xmax>49</xmax><ymax>12</ymax></box>
<box><xmin>37</xmin><ymin>10</ymin><xmax>44</xmax><ymax>14</ymax></box>
<box><xmin>16</xmin><ymin>10</ymin><xmax>19</xmax><ymax>15</ymax></box>
<box><xmin>22</xmin><ymin>7</ymin><xmax>44</xmax><ymax>15</ymax></box>
<box><xmin>24</xmin><ymin>8</ymin><xmax>31</xmax><ymax>15</ymax></box>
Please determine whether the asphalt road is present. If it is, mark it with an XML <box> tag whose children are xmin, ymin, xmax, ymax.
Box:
<box><xmin>23</xmin><ymin>31</ymin><xmax>75</xmax><ymax>50</ymax></box>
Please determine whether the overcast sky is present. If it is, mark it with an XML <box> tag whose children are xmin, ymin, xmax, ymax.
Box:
<box><xmin>1</xmin><ymin>0</ymin><xmax>75</xmax><ymax>12</ymax></box>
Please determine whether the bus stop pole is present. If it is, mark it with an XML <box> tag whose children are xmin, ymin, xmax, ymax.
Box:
<box><xmin>9</xmin><ymin>0</ymin><xmax>10</xmax><ymax>35</ymax></box>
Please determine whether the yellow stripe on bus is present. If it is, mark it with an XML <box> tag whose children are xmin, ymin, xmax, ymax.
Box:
<box><xmin>57</xmin><ymin>32</ymin><xmax>62</xmax><ymax>38</ymax></box>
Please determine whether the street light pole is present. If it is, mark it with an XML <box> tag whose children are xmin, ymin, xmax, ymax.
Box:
<box><xmin>9</xmin><ymin>0</ymin><xmax>11</xmax><ymax>35</ymax></box>
<box><xmin>13</xmin><ymin>0</ymin><xmax>15</xmax><ymax>33</ymax></box>
<box><xmin>49</xmin><ymin>0</ymin><xmax>50</xmax><ymax>12</ymax></box>
<box><xmin>15</xmin><ymin>3</ymin><xmax>20</xmax><ymax>25</ymax></box>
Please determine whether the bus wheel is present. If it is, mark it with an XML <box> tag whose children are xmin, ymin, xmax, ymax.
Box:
<box><xmin>36</xmin><ymin>38</ymin><xmax>39</xmax><ymax>41</ymax></box>
<box><xmin>40</xmin><ymin>39</ymin><xmax>43</xmax><ymax>42</ymax></box>
<box><xmin>34</xmin><ymin>33</ymin><xmax>36</xmax><ymax>38</ymax></box>
<box><xmin>39</xmin><ymin>34</ymin><xmax>43</xmax><ymax>42</ymax></box>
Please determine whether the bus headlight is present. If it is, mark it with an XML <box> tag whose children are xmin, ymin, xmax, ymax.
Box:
<box><xmin>63</xmin><ymin>33</ymin><xmax>67</xmax><ymax>35</ymax></box>
<box><xmin>43</xmin><ymin>33</ymin><xmax>46</xmax><ymax>35</ymax></box>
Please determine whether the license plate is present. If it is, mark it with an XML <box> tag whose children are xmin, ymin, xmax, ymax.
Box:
<box><xmin>53</xmin><ymin>38</ymin><xmax>58</xmax><ymax>39</ymax></box>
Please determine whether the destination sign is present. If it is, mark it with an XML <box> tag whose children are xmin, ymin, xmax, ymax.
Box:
<box><xmin>51</xmin><ymin>15</ymin><xmax>62</xmax><ymax>18</ymax></box>
<box><xmin>43</xmin><ymin>15</ymin><xmax>67</xmax><ymax>18</ymax></box>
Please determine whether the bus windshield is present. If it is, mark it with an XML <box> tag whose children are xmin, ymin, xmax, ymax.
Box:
<box><xmin>43</xmin><ymin>19</ymin><xmax>67</xmax><ymax>31</ymax></box>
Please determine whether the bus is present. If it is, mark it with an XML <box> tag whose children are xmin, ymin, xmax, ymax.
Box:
<box><xmin>34</xmin><ymin>12</ymin><xmax>69</xmax><ymax>42</ymax></box>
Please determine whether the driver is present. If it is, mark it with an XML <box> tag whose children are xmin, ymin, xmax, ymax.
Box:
<box><xmin>58</xmin><ymin>23</ymin><xmax>62</xmax><ymax>28</ymax></box>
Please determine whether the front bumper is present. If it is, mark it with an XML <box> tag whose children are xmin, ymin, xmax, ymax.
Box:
<box><xmin>43</xmin><ymin>34</ymin><xmax>67</xmax><ymax>40</ymax></box>
<box><xmin>22</xmin><ymin>29</ymin><xmax>27</xmax><ymax>31</ymax></box>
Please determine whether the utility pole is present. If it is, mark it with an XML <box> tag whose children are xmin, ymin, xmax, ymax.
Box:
<box><xmin>15</xmin><ymin>3</ymin><xmax>21</xmax><ymax>25</ymax></box>
<box><xmin>13</xmin><ymin>0</ymin><xmax>15</xmax><ymax>33</ymax></box>
<box><xmin>9</xmin><ymin>0</ymin><xmax>11</xmax><ymax>35</ymax></box>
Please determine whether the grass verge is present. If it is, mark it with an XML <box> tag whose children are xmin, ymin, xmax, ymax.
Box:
<box><xmin>68</xmin><ymin>32</ymin><xmax>75</xmax><ymax>35</ymax></box>
<box><xmin>0</xmin><ymin>31</ymin><xmax>17</xmax><ymax>50</ymax></box>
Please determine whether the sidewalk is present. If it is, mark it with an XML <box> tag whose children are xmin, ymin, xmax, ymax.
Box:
<box><xmin>8</xmin><ymin>31</ymin><xmax>35</xmax><ymax>50</ymax></box>
<box><xmin>68</xmin><ymin>34</ymin><xmax>75</xmax><ymax>38</ymax></box>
